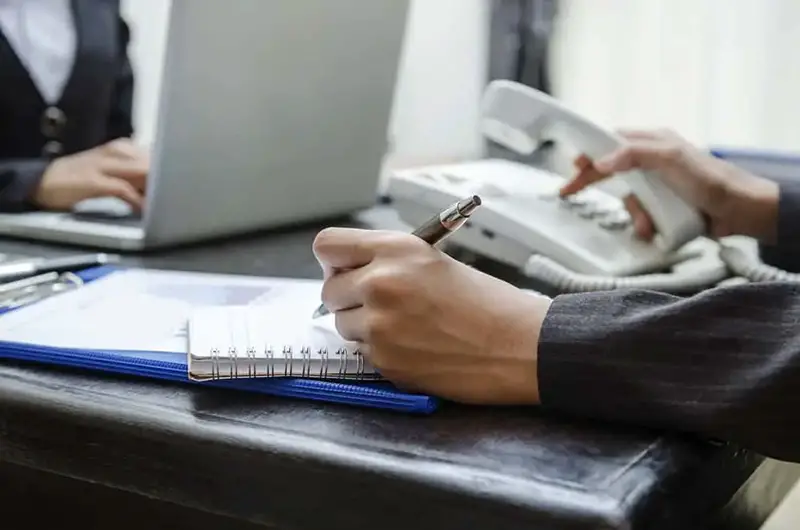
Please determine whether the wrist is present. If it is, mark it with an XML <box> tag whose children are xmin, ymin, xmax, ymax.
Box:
<box><xmin>730</xmin><ymin>176</ymin><xmax>779</xmax><ymax>243</ymax></box>
<box><xmin>497</xmin><ymin>290</ymin><xmax>551</xmax><ymax>406</ymax></box>
<box><xmin>29</xmin><ymin>162</ymin><xmax>55</xmax><ymax>207</ymax></box>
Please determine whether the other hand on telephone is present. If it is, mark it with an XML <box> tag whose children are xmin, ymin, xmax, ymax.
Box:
<box><xmin>32</xmin><ymin>138</ymin><xmax>149</xmax><ymax>211</ymax></box>
<box><xmin>312</xmin><ymin>227</ymin><xmax>552</xmax><ymax>405</ymax></box>
<box><xmin>559</xmin><ymin>128</ymin><xmax>779</xmax><ymax>244</ymax></box>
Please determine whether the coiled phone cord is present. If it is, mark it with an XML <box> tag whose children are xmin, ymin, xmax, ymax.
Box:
<box><xmin>717</xmin><ymin>243</ymin><xmax>800</xmax><ymax>283</ymax></box>
<box><xmin>523</xmin><ymin>253</ymin><xmax>730</xmax><ymax>294</ymax></box>
<box><xmin>523</xmin><ymin>241</ymin><xmax>800</xmax><ymax>293</ymax></box>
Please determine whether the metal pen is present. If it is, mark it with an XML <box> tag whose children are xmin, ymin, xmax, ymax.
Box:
<box><xmin>312</xmin><ymin>195</ymin><xmax>482</xmax><ymax>319</ymax></box>
<box><xmin>0</xmin><ymin>253</ymin><xmax>118</xmax><ymax>283</ymax></box>
<box><xmin>0</xmin><ymin>272</ymin><xmax>60</xmax><ymax>298</ymax></box>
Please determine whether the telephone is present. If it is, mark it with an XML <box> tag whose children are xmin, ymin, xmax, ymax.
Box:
<box><xmin>383</xmin><ymin>80</ymin><xmax>800</xmax><ymax>293</ymax></box>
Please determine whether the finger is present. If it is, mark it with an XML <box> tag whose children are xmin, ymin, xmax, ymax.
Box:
<box><xmin>573</xmin><ymin>154</ymin><xmax>593</xmax><ymax>171</ymax></box>
<box><xmin>559</xmin><ymin>163</ymin><xmax>608</xmax><ymax>197</ymax></box>
<box><xmin>312</xmin><ymin>227</ymin><xmax>379</xmax><ymax>271</ymax></box>
<box><xmin>623</xmin><ymin>194</ymin><xmax>656</xmax><ymax>240</ymax></box>
<box><xmin>100</xmin><ymin>160</ymin><xmax>148</xmax><ymax>191</ymax></box>
<box><xmin>320</xmin><ymin>267</ymin><xmax>367</xmax><ymax>313</ymax></box>
<box><xmin>334</xmin><ymin>306</ymin><xmax>368</xmax><ymax>342</ymax></box>
<box><xmin>100</xmin><ymin>157</ymin><xmax>149</xmax><ymax>178</ymax></box>
<box><xmin>92</xmin><ymin>177</ymin><xmax>145</xmax><ymax>211</ymax></box>
<box><xmin>615</xmin><ymin>129</ymin><xmax>662</xmax><ymax>141</ymax></box>
<box><xmin>102</xmin><ymin>137</ymin><xmax>146</xmax><ymax>160</ymax></box>
<box><xmin>593</xmin><ymin>139</ymin><xmax>682</xmax><ymax>175</ymax></box>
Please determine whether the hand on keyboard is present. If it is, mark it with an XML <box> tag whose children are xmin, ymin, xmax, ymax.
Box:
<box><xmin>32</xmin><ymin>138</ymin><xmax>148</xmax><ymax>212</ymax></box>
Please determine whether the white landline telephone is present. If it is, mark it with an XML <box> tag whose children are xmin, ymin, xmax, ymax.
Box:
<box><xmin>384</xmin><ymin>80</ymin><xmax>800</xmax><ymax>293</ymax></box>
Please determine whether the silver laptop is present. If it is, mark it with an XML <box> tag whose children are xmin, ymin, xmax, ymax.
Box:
<box><xmin>0</xmin><ymin>0</ymin><xmax>410</xmax><ymax>251</ymax></box>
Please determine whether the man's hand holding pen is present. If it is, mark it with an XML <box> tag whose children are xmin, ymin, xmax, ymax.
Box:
<box><xmin>312</xmin><ymin>226</ymin><xmax>551</xmax><ymax>405</ymax></box>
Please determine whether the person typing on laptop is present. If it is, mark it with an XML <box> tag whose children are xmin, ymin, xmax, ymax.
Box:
<box><xmin>0</xmin><ymin>0</ymin><xmax>148</xmax><ymax>213</ymax></box>
<box><xmin>313</xmin><ymin>128</ymin><xmax>800</xmax><ymax>463</ymax></box>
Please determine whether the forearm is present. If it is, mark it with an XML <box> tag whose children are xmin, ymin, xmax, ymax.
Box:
<box><xmin>0</xmin><ymin>159</ymin><xmax>49</xmax><ymax>212</ymax></box>
<box><xmin>537</xmin><ymin>283</ymin><xmax>800</xmax><ymax>463</ymax></box>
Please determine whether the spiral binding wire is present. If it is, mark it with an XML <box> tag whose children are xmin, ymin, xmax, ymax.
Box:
<box><xmin>203</xmin><ymin>344</ymin><xmax>375</xmax><ymax>381</ymax></box>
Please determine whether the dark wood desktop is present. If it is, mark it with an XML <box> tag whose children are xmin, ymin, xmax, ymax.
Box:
<box><xmin>0</xmin><ymin>207</ymin><xmax>796</xmax><ymax>530</ymax></box>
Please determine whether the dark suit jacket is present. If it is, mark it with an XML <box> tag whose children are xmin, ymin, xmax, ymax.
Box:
<box><xmin>0</xmin><ymin>0</ymin><xmax>134</xmax><ymax>211</ymax></box>
<box><xmin>538</xmin><ymin>178</ymin><xmax>800</xmax><ymax>463</ymax></box>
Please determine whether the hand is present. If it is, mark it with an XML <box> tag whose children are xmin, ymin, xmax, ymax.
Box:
<box><xmin>559</xmin><ymin>129</ymin><xmax>780</xmax><ymax>243</ymax></box>
<box><xmin>313</xmin><ymin>227</ymin><xmax>552</xmax><ymax>405</ymax></box>
<box><xmin>32</xmin><ymin>138</ymin><xmax>149</xmax><ymax>211</ymax></box>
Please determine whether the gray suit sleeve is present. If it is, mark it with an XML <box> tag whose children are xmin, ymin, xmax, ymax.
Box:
<box><xmin>538</xmin><ymin>283</ymin><xmax>800</xmax><ymax>462</ymax></box>
<box><xmin>537</xmin><ymin>183</ymin><xmax>800</xmax><ymax>463</ymax></box>
<box><xmin>0</xmin><ymin>159</ymin><xmax>49</xmax><ymax>212</ymax></box>
<box><xmin>758</xmin><ymin>178</ymin><xmax>800</xmax><ymax>271</ymax></box>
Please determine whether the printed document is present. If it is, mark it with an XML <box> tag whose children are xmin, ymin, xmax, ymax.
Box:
<box><xmin>0</xmin><ymin>269</ymin><xmax>325</xmax><ymax>353</ymax></box>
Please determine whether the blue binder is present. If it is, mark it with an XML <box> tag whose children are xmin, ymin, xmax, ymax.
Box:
<box><xmin>0</xmin><ymin>266</ymin><xmax>438</xmax><ymax>414</ymax></box>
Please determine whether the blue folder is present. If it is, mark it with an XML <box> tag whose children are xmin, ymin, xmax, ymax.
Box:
<box><xmin>0</xmin><ymin>265</ymin><xmax>438</xmax><ymax>414</ymax></box>
<box><xmin>710</xmin><ymin>146</ymin><xmax>800</xmax><ymax>182</ymax></box>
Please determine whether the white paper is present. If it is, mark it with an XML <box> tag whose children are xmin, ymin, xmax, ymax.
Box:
<box><xmin>186</xmin><ymin>283</ymin><xmax>367</xmax><ymax>379</ymax></box>
<box><xmin>0</xmin><ymin>269</ymin><xmax>325</xmax><ymax>353</ymax></box>
<box><xmin>189</xmin><ymin>282</ymin><xmax>355</xmax><ymax>358</ymax></box>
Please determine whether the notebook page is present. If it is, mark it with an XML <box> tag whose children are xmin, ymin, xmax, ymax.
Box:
<box><xmin>188</xmin><ymin>284</ymin><xmax>378</xmax><ymax>381</ymax></box>
<box><xmin>0</xmin><ymin>268</ymin><xmax>312</xmax><ymax>353</ymax></box>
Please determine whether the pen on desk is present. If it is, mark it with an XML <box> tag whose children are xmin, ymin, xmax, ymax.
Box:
<box><xmin>0</xmin><ymin>253</ymin><xmax>118</xmax><ymax>283</ymax></box>
<box><xmin>0</xmin><ymin>272</ymin><xmax>85</xmax><ymax>309</ymax></box>
<box><xmin>312</xmin><ymin>195</ymin><xmax>482</xmax><ymax>319</ymax></box>
<box><xmin>0</xmin><ymin>271</ymin><xmax>59</xmax><ymax>295</ymax></box>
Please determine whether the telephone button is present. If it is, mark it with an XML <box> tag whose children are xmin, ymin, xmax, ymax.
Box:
<box><xmin>537</xmin><ymin>190</ymin><xmax>560</xmax><ymax>201</ymax></box>
<box><xmin>564</xmin><ymin>195</ymin><xmax>589</xmax><ymax>207</ymax></box>
<box><xmin>440</xmin><ymin>172</ymin><xmax>467</xmax><ymax>185</ymax></box>
<box><xmin>598</xmin><ymin>212</ymin><xmax>631</xmax><ymax>231</ymax></box>
<box><xmin>577</xmin><ymin>205</ymin><xmax>603</xmax><ymax>219</ymax></box>
<box><xmin>600</xmin><ymin>220</ymin><xmax>628</xmax><ymax>231</ymax></box>
<box><xmin>471</xmin><ymin>182</ymin><xmax>507</xmax><ymax>198</ymax></box>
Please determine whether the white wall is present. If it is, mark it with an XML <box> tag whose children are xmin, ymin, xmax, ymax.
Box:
<box><xmin>387</xmin><ymin>0</ymin><xmax>489</xmax><ymax>166</ymax></box>
<box><xmin>121</xmin><ymin>0</ymin><xmax>489</xmax><ymax>165</ymax></box>
<box><xmin>123</xmin><ymin>0</ymin><xmax>800</xmax><ymax>164</ymax></box>
<box><xmin>550</xmin><ymin>0</ymin><xmax>800</xmax><ymax>151</ymax></box>
<box><xmin>121</xmin><ymin>0</ymin><xmax>171</xmax><ymax>148</ymax></box>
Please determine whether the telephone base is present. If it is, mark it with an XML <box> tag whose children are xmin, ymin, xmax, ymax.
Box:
<box><xmin>385</xmin><ymin>159</ymin><xmax>730</xmax><ymax>294</ymax></box>
<box><xmin>387</xmin><ymin>159</ymin><xmax>707</xmax><ymax>276</ymax></box>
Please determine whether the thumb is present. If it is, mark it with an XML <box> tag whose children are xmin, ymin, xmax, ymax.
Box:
<box><xmin>92</xmin><ymin>177</ymin><xmax>145</xmax><ymax>211</ymax></box>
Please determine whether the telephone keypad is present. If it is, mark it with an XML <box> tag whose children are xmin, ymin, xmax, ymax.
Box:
<box><xmin>577</xmin><ymin>206</ymin><xmax>604</xmax><ymax>219</ymax></box>
<box><xmin>598</xmin><ymin>210</ymin><xmax>631</xmax><ymax>230</ymax></box>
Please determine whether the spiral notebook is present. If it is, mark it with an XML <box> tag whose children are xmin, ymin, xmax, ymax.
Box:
<box><xmin>188</xmin><ymin>283</ymin><xmax>380</xmax><ymax>382</ymax></box>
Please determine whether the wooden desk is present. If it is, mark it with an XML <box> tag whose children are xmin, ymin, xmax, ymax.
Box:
<box><xmin>0</xmin><ymin>208</ymin><xmax>796</xmax><ymax>530</ymax></box>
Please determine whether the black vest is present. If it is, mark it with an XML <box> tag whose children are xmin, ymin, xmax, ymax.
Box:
<box><xmin>0</xmin><ymin>0</ymin><xmax>133</xmax><ymax>162</ymax></box>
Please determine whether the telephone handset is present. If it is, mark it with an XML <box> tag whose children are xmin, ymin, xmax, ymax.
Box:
<box><xmin>383</xmin><ymin>80</ymin><xmax>797</xmax><ymax>292</ymax></box>
<box><xmin>480</xmin><ymin>80</ymin><xmax>707</xmax><ymax>253</ymax></box>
